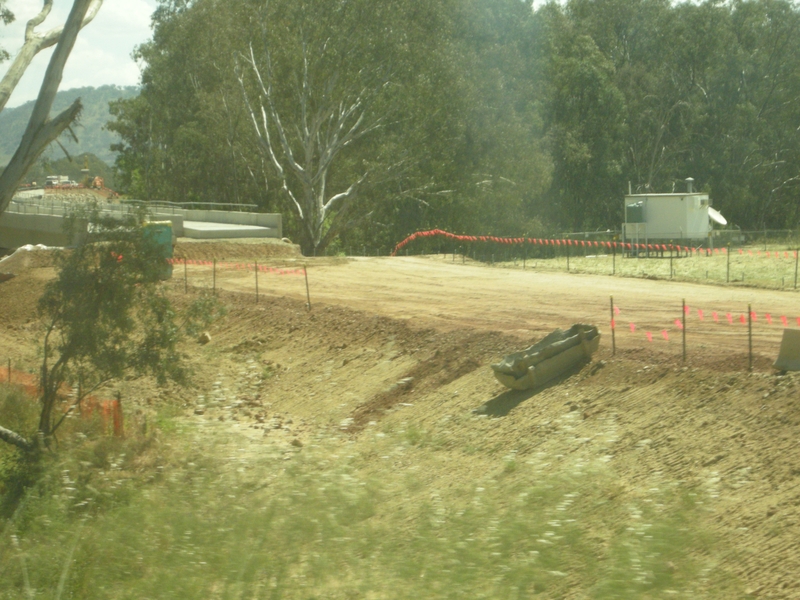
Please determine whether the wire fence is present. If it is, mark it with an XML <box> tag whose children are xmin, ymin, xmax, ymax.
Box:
<box><xmin>607</xmin><ymin>296</ymin><xmax>797</xmax><ymax>372</ymax></box>
<box><xmin>389</xmin><ymin>229</ymin><xmax>800</xmax><ymax>291</ymax></box>
<box><xmin>1</xmin><ymin>360</ymin><xmax>124</xmax><ymax>437</ymax></box>
<box><xmin>167</xmin><ymin>258</ymin><xmax>312</xmax><ymax>308</ymax></box>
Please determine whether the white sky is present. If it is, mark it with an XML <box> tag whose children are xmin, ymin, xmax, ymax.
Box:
<box><xmin>0</xmin><ymin>0</ymin><xmax>158</xmax><ymax>107</ymax></box>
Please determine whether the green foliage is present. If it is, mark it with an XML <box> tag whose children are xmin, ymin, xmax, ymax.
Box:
<box><xmin>32</xmin><ymin>203</ymin><xmax>221</xmax><ymax>440</ymax></box>
<box><xmin>0</xmin><ymin>386</ymin><xmax>39</xmax><ymax>517</ymax></box>
<box><xmin>0</xmin><ymin>0</ymin><xmax>13</xmax><ymax>63</ymax></box>
<box><xmin>107</xmin><ymin>0</ymin><xmax>800</xmax><ymax>249</ymax></box>
<box><xmin>533</xmin><ymin>0</ymin><xmax>800</xmax><ymax>231</ymax></box>
<box><xmin>108</xmin><ymin>0</ymin><xmax>551</xmax><ymax>251</ymax></box>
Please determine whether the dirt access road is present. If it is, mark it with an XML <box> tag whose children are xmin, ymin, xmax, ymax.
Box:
<box><xmin>192</xmin><ymin>255</ymin><xmax>800</xmax><ymax>366</ymax></box>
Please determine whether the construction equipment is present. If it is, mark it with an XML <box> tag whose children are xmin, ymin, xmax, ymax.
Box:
<box><xmin>143</xmin><ymin>221</ymin><xmax>174</xmax><ymax>280</ymax></box>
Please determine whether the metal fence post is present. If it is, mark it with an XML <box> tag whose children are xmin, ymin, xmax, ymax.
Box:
<box><xmin>748</xmin><ymin>304</ymin><xmax>753</xmax><ymax>372</ymax></box>
<box><xmin>795</xmin><ymin>249</ymin><xmax>799</xmax><ymax>289</ymax></box>
<box><xmin>304</xmin><ymin>266</ymin><xmax>311</xmax><ymax>311</ymax></box>
<box><xmin>682</xmin><ymin>298</ymin><xmax>686</xmax><ymax>363</ymax></box>
<box><xmin>610</xmin><ymin>296</ymin><xmax>616</xmax><ymax>356</ymax></box>
<box><xmin>727</xmin><ymin>244</ymin><xmax>730</xmax><ymax>283</ymax></box>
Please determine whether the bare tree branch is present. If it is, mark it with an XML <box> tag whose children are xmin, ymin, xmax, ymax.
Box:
<box><xmin>0</xmin><ymin>0</ymin><xmax>102</xmax><ymax>113</ymax></box>
<box><xmin>0</xmin><ymin>0</ymin><xmax>101</xmax><ymax>216</ymax></box>
<box><xmin>240</xmin><ymin>37</ymin><xmax>379</xmax><ymax>253</ymax></box>
<box><xmin>0</xmin><ymin>425</ymin><xmax>34</xmax><ymax>452</ymax></box>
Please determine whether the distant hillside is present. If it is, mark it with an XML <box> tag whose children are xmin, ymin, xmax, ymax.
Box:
<box><xmin>0</xmin><ymin>85</ymin><xmax>139</xmax><ymax>166</ymax></box>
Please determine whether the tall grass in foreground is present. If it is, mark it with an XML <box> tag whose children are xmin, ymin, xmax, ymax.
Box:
<box><xmin>1</xmin><ymin>413</ymin><xmax>734</xmax><ymax>599</ymax></box>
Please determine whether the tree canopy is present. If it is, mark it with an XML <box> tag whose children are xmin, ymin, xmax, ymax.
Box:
<box><xmin>108</xmin><ymin>0</ymin><xmax>800</xmax><ymax>249</ymax></box>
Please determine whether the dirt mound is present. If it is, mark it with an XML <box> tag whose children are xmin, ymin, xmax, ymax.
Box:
<box><xmin>174</xmin><ymin>239</ymin><xmax>302</xmax><ymax>261</ymax></box>
<box><xmin>0</xmin><ymin>268</ymin><xmax>52</xmax><ymax>329</ymax></box>
<box><xmin>0</xmin><ymin>245</ymin><xmax>60</xmax><ymax>274</ymax></box>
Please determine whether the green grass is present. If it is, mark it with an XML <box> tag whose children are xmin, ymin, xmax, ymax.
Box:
<box><xmin>0</xmin><ymin>385</ymin><xmax>41</xmax><ymax>518</ymax></box>
<box><xmin>465</xmin><ymin>245</ymin><xmax>800</xmax><ymax>290</ymax></box>
<box><xmin>0</xmin><ymin>411</ymin><xmax>736</xmax><ymax>599</ymax></box>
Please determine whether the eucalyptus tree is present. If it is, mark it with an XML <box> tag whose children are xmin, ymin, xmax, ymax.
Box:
<box><xmin>531</xmin><ymin>2</ymin><xmax>627</xmax><ymax>231</ymax></box>
<box><xmin>0</xmin><ymin>0</ymin><xmax>103</xmax><ymax>216</ymax></box>
<box><xmin>238</xmin><ymin>1</ymin><xmax>399</xmax><ymax>255</ymax></box>
<box><xmin>108</xmin><ymin>0</ymin><xmax>557</xmax><ymax>250</ymax></box>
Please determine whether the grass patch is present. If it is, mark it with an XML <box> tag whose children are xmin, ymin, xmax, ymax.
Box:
<box><xmin>0</xmin><ymin>423</ymin><xmax>736</xmax><ymax>598</ymax></box>
<box><xmin>487</xmin><ymin>245</ymin><xmax>800</xmax><ymax>290</ymax></box>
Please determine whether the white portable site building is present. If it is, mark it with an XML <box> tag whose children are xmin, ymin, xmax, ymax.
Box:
<box><xmin>622</xmin><ymin>179</ymin><xmax>726</xmax><ymax>247</ymax></box>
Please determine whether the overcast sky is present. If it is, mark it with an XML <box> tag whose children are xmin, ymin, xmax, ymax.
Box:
<box><xmin>0</xmin><ymin>0</ymin><xmax>158</xmax><ymax>107</ymax></box>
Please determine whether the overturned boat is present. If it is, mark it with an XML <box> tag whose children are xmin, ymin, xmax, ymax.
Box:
<box><xmin>492</xmin><ymin>324</ymin><xmax>601</xmax><ymax>390</ymax></box>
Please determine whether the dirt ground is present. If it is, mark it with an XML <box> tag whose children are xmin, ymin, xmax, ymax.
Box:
<box><xmin>185</xmin><ymin>254</ymin><xmax>799</xmax><ymax>366</ymax></box>
<box><xmin>3</xmin><ymin>249</ymin><xmax>800</xmax><ymax>597</ymax></box>
<box><xmin>173</xmin><ymin>238</ymin><xmax>302</xmax><ymax>261</ymax></box>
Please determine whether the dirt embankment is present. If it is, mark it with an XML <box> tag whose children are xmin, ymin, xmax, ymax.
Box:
<box><xmin>173</xmin><ymin>239</ymin><xmax>302</xmax><ymax>261</ymax></box>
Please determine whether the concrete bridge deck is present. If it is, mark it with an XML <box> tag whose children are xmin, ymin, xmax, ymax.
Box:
<box><xmin>0</xmin><ymin>193</ymin><xmax>282</xmax><ymax>248</ymax></box>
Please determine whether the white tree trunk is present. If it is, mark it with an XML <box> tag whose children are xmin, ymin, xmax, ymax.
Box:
<box><xmin>239</xmin><ymin>41</ymin><xmax>378</xmax><ymax>254</ymax></box>
<box><xmin>0</xmin><ymin>0</ymin><xmax>102</xmax><ymax>114</ymax></box>
<box><xmin>0</xmin><ymin>0</ymin><xmax>102</xmax><ymax>217</ymax></box>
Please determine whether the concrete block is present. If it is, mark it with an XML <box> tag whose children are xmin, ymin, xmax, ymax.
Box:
<box><xmin>774</xmin><ymin>329</ymin><xmax>800</xmax><ymax>371</ymax></box>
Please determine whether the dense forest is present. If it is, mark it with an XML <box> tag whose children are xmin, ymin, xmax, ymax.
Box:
<box><xmin>107</xmin><ymin>0</ymin><xmax>800</xmax><ymax>254</ymax></box>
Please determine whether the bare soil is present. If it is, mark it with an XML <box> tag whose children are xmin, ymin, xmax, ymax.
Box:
<box><xmin>173</xmin><ymin>238</ymin><xmax>302</xmax><ymax>261</ymax></box>
<box><xmin>3</xmin><ymin>249</ymin><xmax>800</xmax><ymax>597</ymax></box>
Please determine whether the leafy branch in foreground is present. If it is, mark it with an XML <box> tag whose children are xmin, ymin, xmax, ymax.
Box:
<box><xmin>0</xmin><ymin>204</ymin><xmax>222</xmax><ymax>453</ymax></box>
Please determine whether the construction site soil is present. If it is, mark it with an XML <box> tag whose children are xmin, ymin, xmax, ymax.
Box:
<box><xmin>172</xmin><ymin>238</ymin><xmax>303</xmax><ymax>261</ymax></box>
<box><xmin>2</xmin><ymin>247</ymin><xmax>800</xmax><ymax>597</ymax></box>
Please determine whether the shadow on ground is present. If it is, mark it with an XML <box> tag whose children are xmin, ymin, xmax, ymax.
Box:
<box><xmin>475</xmin><ymin>361</ymin><xmax>589</xmax><ymax>417</ymax></box>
